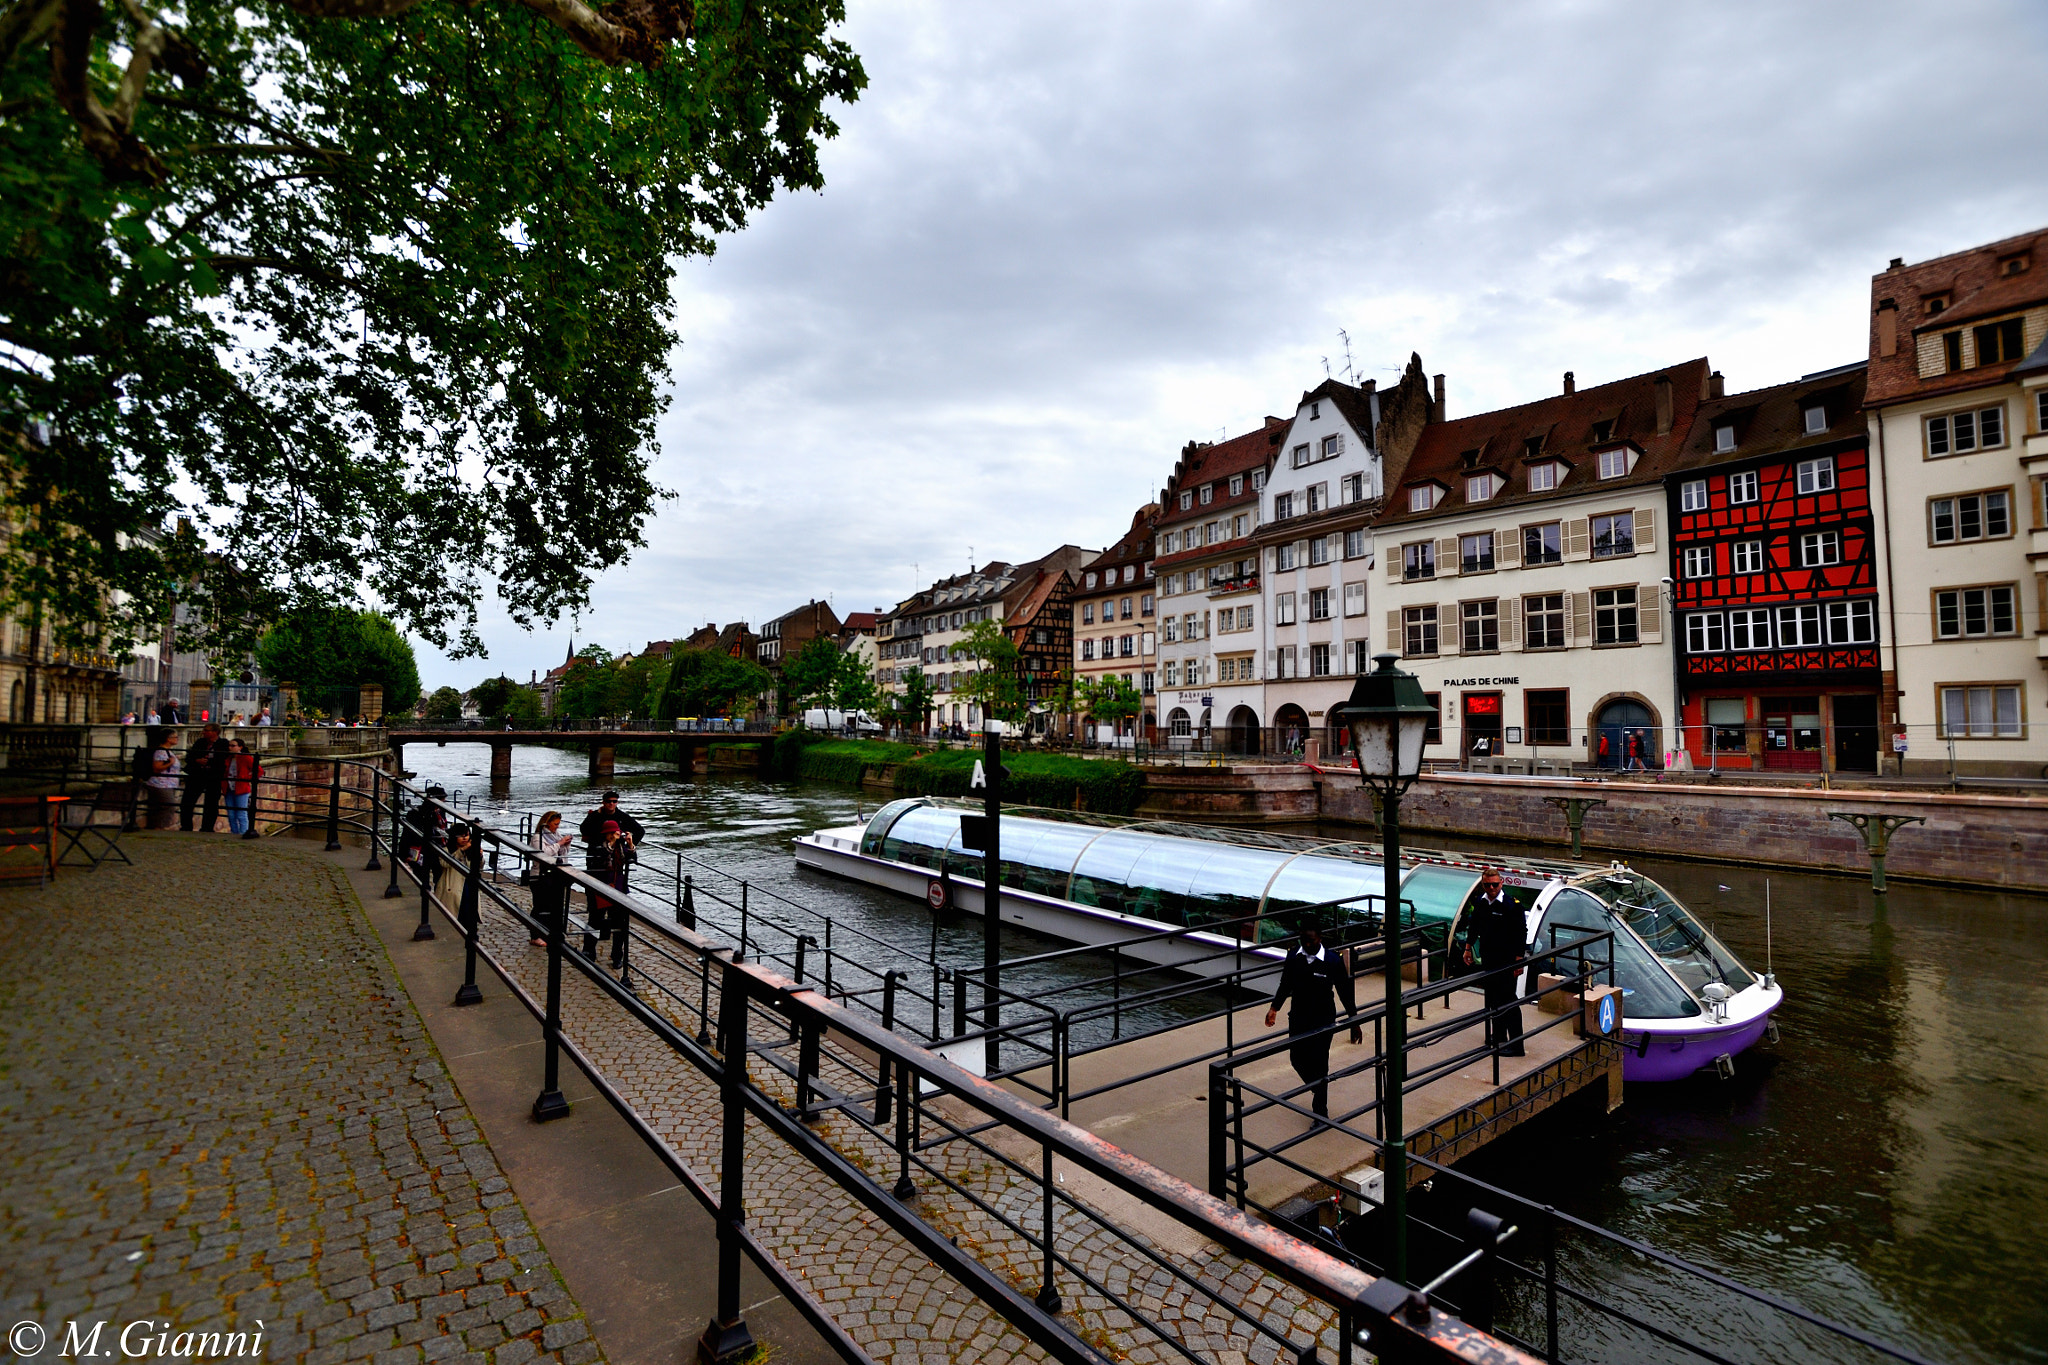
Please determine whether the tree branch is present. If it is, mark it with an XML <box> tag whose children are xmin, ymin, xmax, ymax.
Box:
<box><xmin>0</xmin><ymin>0</ymin><xmax>65</xmax><ymax>70</ymax></box>
<box><xmin>514</xmin><ymin>0</ymin><xmax>690</xmax><ymax>67</ymax></box>
<box><xmin>49</xmin><ymin>0</ymin><xmax>166</xmax><ymax>182</ymax></box>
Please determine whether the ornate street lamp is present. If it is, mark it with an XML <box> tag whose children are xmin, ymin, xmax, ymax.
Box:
<box><xmin>1334</xmin><ymin>653</ymin><xmax>1434</xmax><ymax>1285</ymax></box>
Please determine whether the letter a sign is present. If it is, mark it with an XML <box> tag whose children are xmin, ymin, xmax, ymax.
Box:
<box><xmin>970</xmin><ymin>759</ymin><xmax>987</xmax><ymax>789</ymax></box>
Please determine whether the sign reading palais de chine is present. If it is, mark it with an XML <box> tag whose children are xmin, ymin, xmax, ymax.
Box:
<box><xmin>1440</xmin><ymin>677</ymin><xmax>1521</xmax><ymax>687</ymax></box>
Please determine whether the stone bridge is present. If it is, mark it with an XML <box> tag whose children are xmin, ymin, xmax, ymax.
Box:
<box><xmin>388</xmin><ymin>729</ymin><xmax>777</xmax><ymax>783</ymax></box>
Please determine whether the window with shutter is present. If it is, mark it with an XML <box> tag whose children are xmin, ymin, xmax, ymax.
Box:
<box><xmin>1343</xmin><ymin>582</ymin><xmax>1367</xmax><ymax>617</ymax></box>
<box><xmin>1571</xmin><ymin>591</ymin><xmax>1592</xmax><ymax>642</ymax></box>
<box><xmin>1440</xmin><ymin>604</ymin><xmax>1460</xmax><ymax>653</ymax></box>
<box><xmin>1437</xmin><ymin>537</ymin><xmax>1459</xmax><ymax>574</ymax></box>
<box><xmin>1496</xmin><ymin>531</ymin><xmax>1520</xmax><ymax>567</ymax></box>
<box><xmin>1634</xmin><ymin>506</ymin><xmax>1657</xmax><ymax>552</ymax></box>
<box><xmin>1387</xmin><ymin>551</ymin><xmax>1404</xmax><ymax>582</ymax></box>
<box><xmin>1637</xmin><ymin>585</ymin><xmax>1662</xmax><ymax>640</ymax></box>
<box><xmin>1387</xmin><ymin>611</ymin><xmax>1401</xmax><ymax>649</ymax></box>
<box><xmin>1565</xmin><ymin>519</ymin><xmax>1590</xmax><ymax>558</ymax></box>
<box><xmin>1503</xmin><ymin>597</ymin><xmax>1520</xmax><ymax>645</ymax></box>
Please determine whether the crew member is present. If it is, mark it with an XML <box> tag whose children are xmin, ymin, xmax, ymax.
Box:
<box><xmin>1264</xmin><ymin>923</ymin><xmax>1360</xmax><ymax>1119</ymax></box>
<box><xmin>1470</xmin><ymin>869</ymin><xmax>1527</xmax><ymax>1058</ymax></box>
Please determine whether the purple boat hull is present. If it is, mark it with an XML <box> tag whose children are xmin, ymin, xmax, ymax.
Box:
<box><xmin>1623</xmin><ymin>1003</ymin><xmax>1780</xmax><ymax>1083</ymax></box>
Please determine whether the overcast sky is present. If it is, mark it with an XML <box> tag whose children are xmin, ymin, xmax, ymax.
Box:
<box><xmin>416</xmin><ymin>0</ymin><xmax>2048</xmax><ymax>691</ymax></box>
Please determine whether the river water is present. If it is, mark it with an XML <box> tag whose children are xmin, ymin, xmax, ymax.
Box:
<box><xmin>402</xmin><ymin>742</ymin><xmax>2048</xmax><ymax>1364</ymax></box>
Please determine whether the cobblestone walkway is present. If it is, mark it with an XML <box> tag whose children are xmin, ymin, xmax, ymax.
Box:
<box><xmin>0</xmin><ymin>836</ymin><xmax>603</xmax><ymax>1365</ymax></box>
<box><xmin>461</xmin><ymin>876</ymin><xmax>1341</xmax><ymax>1365</ymax></box>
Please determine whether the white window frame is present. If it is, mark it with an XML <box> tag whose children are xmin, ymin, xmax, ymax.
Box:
<box><xmin>1276</xmin><ymin>591</ymin><xmax>1296</xmax><ymax>625</ymax></box>
<box><xmin>1404</xmin><ymin>605</ymin><xmax>1439</xmax><ymax>657</ymax></box>
<box><xmin>1775</xmin><ymin>603</ymin><xmax>1823</xmax><ymax>647</ymax></box>
<box><xmin>1680</xmin><ymin>479</ymin><xmax>1708</xmax><ymax>512</ymax></box>
<box><xmin>1592</xmin><ymin>587</ymin><xmax>1639</xmax><ymax>645</ymax></box>
<box><xmin>1466</xmin><ymin>473</ymin><xmax>1498</xmax><ymax>502</ymax></box>
<box><xmin>1408</xmin><ymin>486</ymin><xmax>1439</xmax><ymax>512</ymax></box>
<box><xmin>1728</xmin><ymin>607</ymin><xmax>1772</xmax><ymax>651</ymax></box>
<box><xmin>1798</xmin><ymin>531</ymin><xmax>1842</xmax><ymax>567</ymax></box>
<box><xmin>1826</xmin><ymin>599</ymin><xmax>1876</xmax><ymax>645</ymax></box>
<box><xmin>1686</xmin><ymin>612</ymin><xmax>1726</xmax><ymax>653</ymax></box>
<box><xmin>1795</xmin><ymin>456</ymin><xmax>1836</xmax><ymax>493</ymax></box>
<box><xmin>1714</xmin><ymin>425</ymin><xmax>1737</xmax><ymax>453</ymax></box>
<box><xmin>1802</xmin><ymin>405</ymin><xmax>1828</xmax><ymax>435</ymax></box>
<box><xmin>1597</xmin><ymin>448</ymin><xmax>1630</xmax><ymax>480</ymax></box>
<box><xmin>1926</xmin><ymin>404</ymin><xmax>2006</xmax><ymax>457</ymax></box>
<box><xmin>1732</xmin><ymin>539</ymin><xmax>1764</xmax><ymax>574</ymax></box>
<box><xmin>1728</xmin><ymin>470</ymin><xmax>1760</xmax><ymax>504</ymax></box>
<box><xmin>1930</xmin><ymin>489</ymin><xmax>2012</xmax><ymax>544</ymax></box>
<box><xmin>1527</xmin><ymin>462</ymin><xmax>1558</xmax><ymax>492</ymax></box>
<box><xmin>1939</xmin><ymin>683</ymin><xmax>2024</xmax><ymax>739</ymax></box>
<box><xmin>1682</xmin><ymin>545</ymin><xmax>1713</xmax><ymax>579</ymax></box>
<box><xmin>1343</xmin><ymin>582</ymin><xmax>1366</xmax><ymax>617</ymax></box>
<box><xmin>1935</xmin><ymin>584</ymin><xmax>2018</xmax><ymax>639</ymax></box>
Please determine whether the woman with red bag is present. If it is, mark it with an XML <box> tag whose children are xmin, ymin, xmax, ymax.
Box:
<box><xmin>222</xmin><ymin>738</ymin><xmax>261</xmax><ymax>837</ymax></box>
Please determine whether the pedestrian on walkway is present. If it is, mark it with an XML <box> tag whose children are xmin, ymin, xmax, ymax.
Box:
<box><xmin>434</xmin><ymin>824</ymin><xmax>474</xmax><ymax>909</ymax></box>
<box><xmin>1469</xmin><ymin>869</ymin><xmax>1527</xmax><ymax>1058</ymax></box>
<box><xmin>180</xmin><ymin>723</ymin><xmax>226</xmax><ymax>832</ymax></box>
<box><xmin>595</xmin><ymin>820</ymin><xmax>637</xmax><ymax>967</ymax></box>
<box><xmin>579</xmin><ymin>790</ymin><xmax>645</xmax><ymax>941</ymax></box>
<box><xmin>222</xmin><ymin>739</ymin><xmax>259</xmax><ymax>836</ymax></box>
<box><xmin>1264</xmin><ymin>922</ymin><xmax>1360</xmax><ymax>1120</ymax></box>
<box><xmin>145</xmin><ymin>729</ymin><xmax>182</xmax><ymax>829</ymax></box>
<box><xmin>528</xmin><ymin>810</ymin><xmax>573</xmax><ymax>945</ymax></box>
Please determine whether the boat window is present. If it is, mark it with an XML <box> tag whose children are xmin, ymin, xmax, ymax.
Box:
<box><xmin>1263</xmin><ymin>854</ymin><xmax>1386</xmax><ymax>944</ymax></box>
<box><xmin>1179</xmin><ymin>843</ymin><xmax>1291</xmax><ymax>935</ymax></box>
<box><xmin>1537</xmin><ymin>888</ymin><xmax>1700</xmax><ymax>1018</ymax></box>
<box><xmin>997</xmin><ymin>819</ymin><xmax>1103</xmax><ymax>899</ymax></box>
<box><xmin>861</xmin><ymin>799</ymin><xmax>925</xmax><ymax>857</ymax></box>
<box><xmin>1069</xmin><ymin>830</ymin><xmax>1169</xmax><ymax>916</ymax></box>
<box><xmin>1577</xmin><ymin>871</ymin><xmax>1754</xmax><ymax>996</ymax></box>
<box><xmin>877</xmin><ymin>803</ymin><xmax>960</xmax><ymax>870</ymax></box>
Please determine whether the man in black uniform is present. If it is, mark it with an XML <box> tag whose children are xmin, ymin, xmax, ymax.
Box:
<box><xmin>1469</xmin><ymin>869</ymin><xmax>1527</xmax><ymax>1057</ymax></box>
<box><xmin>1264</xmin><ymin>923</ymin><xmax>1360</xmax><ymax>1119</ymax></box>
<box><xmin>180</xmin><ymin>723</ymin><xmax>225</xmax><ymax>832</ymax></box>
<box><xmin>578</xmin><ymin>790</ymin><xmax>646</xmax><ymax>938</ymax></box>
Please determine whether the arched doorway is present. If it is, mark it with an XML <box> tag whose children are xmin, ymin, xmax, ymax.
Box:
<box><xmin>1594</xmin><ymin>698</ymin><xmax>1657</xmax><ymax>770</ymax></box>
<box><xmin>1167</xmin><ymin>707</ymin><xmax>1192</xmax><ymax>738</ymax></box>
<box><xmin>1226</xmin><ymin>705</ymin><xmax>1259</xmax><ymax>755</ymax></box>
<box><xmin>1273</xmin><ymin>703</ymin><xmax>1310</xmax><ymax>757</ymax></box>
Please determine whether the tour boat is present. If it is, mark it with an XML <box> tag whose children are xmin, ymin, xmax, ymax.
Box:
<box><xmin>794</xmin><ymin>798</ymin><xmax>1782</xmax><ymax>1082</ymax></box>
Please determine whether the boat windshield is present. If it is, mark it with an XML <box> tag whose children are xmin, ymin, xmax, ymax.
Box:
<box><xmin>1536</xmin><ymin>888</ymin><xmax>1700</xmax><ymax>1019</ymax></box>
<box><xmin>1573</xmin><ymin>870</ymin><xmax>1754</xmax><ymax>996</ymax></box>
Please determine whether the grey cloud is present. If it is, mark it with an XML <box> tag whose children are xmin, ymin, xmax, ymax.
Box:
<box><xmin>415</xmin><ymin>0</ymin><xmax>2046</xmax><ymax>690</ymax></box>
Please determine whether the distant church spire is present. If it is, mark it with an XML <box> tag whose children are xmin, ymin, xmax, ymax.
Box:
<box><xmin>564</xmin><ymin>638</ymin><xmax>575</xmax><ymax>664</ymax></box>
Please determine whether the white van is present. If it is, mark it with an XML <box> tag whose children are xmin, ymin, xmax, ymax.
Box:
<box><xmin>801</xmin><ymin>708</ymin><xmax>881</xmax><ymax>734</ymax></box>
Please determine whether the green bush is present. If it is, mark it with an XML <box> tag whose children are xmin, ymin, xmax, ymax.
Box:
<box><xmin>781</xmin><ymin>739</ymin><xmax>1147</xmax><ymax>815</ymax></box>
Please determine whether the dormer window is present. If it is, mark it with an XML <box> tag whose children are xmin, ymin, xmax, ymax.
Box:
<box><xmin>1466</xmin><ymin>473</ymin><xmax>1500</xmax><ymax>501</ymax></box>
<box><xmin>1408</xmin><ymin>485</ymin><xmax>1440</xmax><ymax>513</ymax></box>
<box><xmin>1522</xmin><ymin>436</ymin><xmax>1544</xmax><ymax>459</ymax></box>
<box><xmin>1803</xmin><ymin>404</ymin><xmax>1828</xmax><ymax>435</ymax></box>
<box><xmin>1596</xmin><ymin>448</ymin><xmax>1632</xmax><ymax>479</ymax></box>
<box><xmin>2000</xmin><ymin>253</ymin><xmax>2031</xmax><ymax>278</ymax></box>
<box><xmin>1251</xmin><ymin>469</ymin><xmax>1265</xmax><ymax>491</ymax></box>
<box><xmin>1085</xmin><ymin>572</ymin><xmax>1098</xmax><ymax>589</ymax></box>
<box><xmin>1527</xmin><ymin>462</ymin><xmax>1560</xmax><ymax>492</ymax></box>
<box><xmin>1229</xmin><ymin>474</ymin><xmax>1243</xmax><ymax>496</ymax></box>
<box><xmin>1179</xmin><ymin>491</ymin><xmax>1193</xmax><ymax>511</ymax></box>
<box><xmin>1199</xmin><ymin>483</ymin><xmax>1214</xmax><ymax>504</ymax></box>
<box><xmin>1714</xmin><ymin>424</ymin><xmax>1737</xmax><ymax>454</ymax></box>
<box><xmin>1589</xmin><ymin>419</ymin><xmax>1614</xmax><ymax>444</ymax></box>
<box><xmin>1924</xmin><ymin>293</ymin><xmax>1949</xmax><ymax>316</ymax></box>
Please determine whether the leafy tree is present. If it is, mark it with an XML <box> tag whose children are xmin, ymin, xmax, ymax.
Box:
<box><xmin>955</xmin><ymin>617</ymin><xmax>1028</xmax><ymax>727</ymax></box>
<box><xmin>471</xmin><ymin>675</ymin><xmax>518</xmax><ymax>717</ymax></box>
<box><xmin>0</xmin><ymin>0</ymin><xmax>865</xmax><ymax>664</ymax></box>
<box><xmin>502</xmin><ymin>684</ymin><xmax>544</xmax><ymax>728</ymax></box>
<box><xmin>1080</xmin><ymin>674</ymin><xmax>1143</xmax><ymax>728</ymax></box>
<box><xmin>253</xmin><ymin>606</ymin><xmax>420</xmax><ymax>716</ymax></box>
<box><xmin>891</xmin><ymin>665</ymin><xmax>933</xmax><ymax>732</ymax></box>
<box><xmin>658</xmin><ymin>646</ymin><xmax>769</xmax><ymax>719</ymax></box>
<box><xmin>423</xmin><ymin>685</ymin><xmax>464</xmax><ymax>721</ymax></box>
<box><xmin>775</xmin><ymin>635</ymin><xmax>842</xmax><ymax>715</ymax></box>
<box><xmin>833</xmin><ymin>649</ymin><xmax>878</xmax><ymax>718</ymax></box>
<box><xmin>553</xmin><ymin>644</ymin><xmax>614</xmax><ymax>719</ymax></box>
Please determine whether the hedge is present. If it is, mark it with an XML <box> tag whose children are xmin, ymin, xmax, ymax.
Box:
<box><xmin>791</xmin><ymin>739</ymin><xmax>1146</xmax><ymax>816</ymax></box>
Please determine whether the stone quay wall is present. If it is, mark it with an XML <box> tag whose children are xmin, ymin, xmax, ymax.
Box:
<box><xmin>1314</xmin><ymin>771</ymin><xmax>2048</xmax><ymax>892</ymax></box>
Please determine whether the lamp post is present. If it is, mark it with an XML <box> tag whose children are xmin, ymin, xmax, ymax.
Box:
<box><xmin>1334</xmin><ymin>653</ymin><xmax>1434</xmax><ymax>1286</ymax></box>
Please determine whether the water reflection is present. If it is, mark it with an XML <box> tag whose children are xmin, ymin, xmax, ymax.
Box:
<box><xmin>400</xmin><ymin>744</ymin><xmax>2048</xmax><ymax>1364</ymax></box>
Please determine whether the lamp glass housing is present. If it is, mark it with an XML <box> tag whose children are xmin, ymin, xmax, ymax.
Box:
<box><xmin>1338</xmin><ymin>654</ymin><xmax>1434</xmax><ymax>792</ymax></box>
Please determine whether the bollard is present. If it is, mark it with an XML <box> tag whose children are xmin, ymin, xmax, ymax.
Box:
<box><xmin>680</xmin><ymin>872</ymin><xmax>696</xmax><ymax>929</ymax></box>
<box><xmin>891</xmin><ymin>1052</ymin><xmax>916</xmax><ymax>1202</ymax></box>
<box><xmin>876</xmin><ymin>971</ymin><xmax>900</xmax><ymax>1125</ymax></box>
<box><xmin>385</xmin><ymin>782</ymin><xmax>405</xmax><ymax>900</ymax></box>
<box><xmin>700</xmin><ymin>962</ymin><xmax>758</xmax><ymax>1365</ymax></box>
<box><xmin>364</xmin><ymin>770</ymin><xmax>383</xmax><ymax>872</ymax></box>
<box><xmin>1828</xmin><ymin>811</ymin><xmax>1927</xmax><ymax>893</ymax></box>
<box><xmin>414</xmin><ymin>834</ymin><xmax>437</xmax><ymax>940</ymax></box>
<box><xmin>325</xmin><ymin>759</ymin><xmax>343</xmax><ymax>850</ymax></box>
<box><xmin>532</xmin><ymin>858</ymin><xmax>571</xmax><ymax>1122</ymax></box>
<box><xmin>454</xmin><ymin>827</ymin><xmax>484</xmax><ymax>1006</ymax></box>
<box><xmin>1037</xmin><ymin>1142</ymin><xmax>1062</xmax><ymax>1314</ymax></box>
<box><xmin>1544</xmin><ymin>795</ymin><xmax>1609</xmax><ymax>859</ymax></box>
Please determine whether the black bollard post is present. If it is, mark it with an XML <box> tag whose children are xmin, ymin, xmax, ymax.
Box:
<box><xmin>324</xmin><ymin>759</ymin><xmax>343</xmax><ymax>850</ymax></box>
<box><xmin>454</xmin><ymin>827</ymin><xmax>483</xmax><ymax>1006</ymax></box>
<box><xmin>1036</xmin><ymin>1142</ymin><xmax>1062</xmax><ymax>1313</ymax></box>
<box><xmin>533</xmin><ymin>858</ymin><xmax>570</xmax><ymax>1122</ymax></box>
<box><xmin>876</xmin><ymin>970</ymin><xmax>899</xmax><ymax>1125</ymax></box>
<box><xmin>364</xmin><ymin>769</ymin><xmax>383</xmax><ymax>872</ymax></box>
<box><xmin>385</xmin><ymin>780</ymin><xmax>405</xmax><ymax>900</ymax></box>
<box><xmin>891</xmin><ymin>1052</ymin><xmax>916</xmax><ymax>1202</ymax></box>
<box><xmin>700</xmin><ymin>962</ymin><xmax>757</xmax><ymax>1365</ymax></box>
<box><xmin>680</xmin><ymin>873</ymin><xmax>696</xmax><ymax>929</ymax></box>
<box><xmin>414</xmin><ymin>834</ymin><xmax>437</xmax><ymax>941</ymax></box>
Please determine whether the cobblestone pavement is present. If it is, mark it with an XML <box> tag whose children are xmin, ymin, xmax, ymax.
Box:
<box><xmin>0</xmin><ymin>835</ymin><xmax>603</xmax><ymax>1365</ymax></box>
<box><xmin>460</xmin><ymin>875</ymin><xmax>1344</xmax><ymax>1365</ymax></box>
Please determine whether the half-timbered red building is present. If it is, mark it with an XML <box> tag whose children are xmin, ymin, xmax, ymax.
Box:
<box><xmin>1665</xmin><ymin>363</ymin><xmax>1882</xmax><ymax>772</ymax></box>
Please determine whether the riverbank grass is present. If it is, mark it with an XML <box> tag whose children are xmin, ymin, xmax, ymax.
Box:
<box><xmin>788</xmin><ymin>737</ymin><xmax>1146</xmax><ymax>815</ymax></box>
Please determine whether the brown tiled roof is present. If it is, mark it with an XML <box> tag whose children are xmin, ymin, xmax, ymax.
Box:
<box><xmin>841</xmin><ymin>612</ymin><xmax>878</xmax><ymax>631</ymax></box>
<box><xmin>1374</xmin><ymin>358</ymin><xmax>1710</xmax><ymax>530</ymax></box>
<box><xmin>1158</xmin><ymin>421</ymin><xmax>1287</xmax><ymax>532</ymax></box>
<box><xmin>1083</xmin><ymin>506</ymin><xmax>1161</xmax><ymax>578</ymax></box>
<box><xmin>1668</xmin><ymin>364</ymin><xmax>1868</xmax><ymax>474</ymax></box>
<box><xmin>1866</xmin><ymin>227</ymin><xmax>2048</xmax><ymax>406</ymax></box>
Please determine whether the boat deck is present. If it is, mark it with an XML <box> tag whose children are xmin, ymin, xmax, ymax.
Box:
<box><xmin>1006</xmin><ymin>971</ymin><xmax>1622</xmax><ymax>1211</ymax></box>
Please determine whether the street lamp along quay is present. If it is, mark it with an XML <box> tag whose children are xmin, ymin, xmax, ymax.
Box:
<box><xmin>1333</xmin><ymin>652</ymin><xmax>1434</xmax><ymax>1288</ymax></box>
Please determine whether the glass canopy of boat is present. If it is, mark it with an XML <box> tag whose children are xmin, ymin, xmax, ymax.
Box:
<box><xmin>860</xmin><ymin>797</ymin><xmax>1482</xmax><ymax>943</ymax></box>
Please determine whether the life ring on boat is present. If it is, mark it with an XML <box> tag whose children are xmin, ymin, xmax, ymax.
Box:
<box><xmin>926</xmin><ymin>877</ymin><xmax>949</xmax><ymax>911</ymax></box>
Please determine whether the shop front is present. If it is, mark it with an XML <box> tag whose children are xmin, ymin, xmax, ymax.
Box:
<box><xmin>1680</xmin><ymin>688</ymin><xmax>1881</xmax><ymax>773</ymax></box>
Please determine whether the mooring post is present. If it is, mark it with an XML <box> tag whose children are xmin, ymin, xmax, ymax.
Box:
<box><xmin>1544</xmin><ymin>795</ymin><xmax>1609</xmax><ymax>859</ymax></box>
<box><xmin>1827</xmin><ymin>811</ymin><xmax>1926</xmax><ymax>893</ymax></box>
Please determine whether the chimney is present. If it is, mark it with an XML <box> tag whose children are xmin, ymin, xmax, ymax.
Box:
<box><xmin>1432</xmin><ymin>374</ymin><xmax>1446</xmax><ymax>423</ymax></box>
<box><xmin>1563</xmin><ymin>371</ymin><xmax>1575</xmax><ymax>396</ymax></box>
<box><xmin>1707</xmin><ymin>370</ymin><xmax>1725</xmax><ymax>400</ymax></box>
<box><xmin>1888</xmin><ymin>257</ymin><xmax>1904</xmax><ymax>270</ymax></box>
<box><xmin>1654</xmin><ymin>376</ymin><xmax>1674</xmax><ymax>435</ymax></box>
<box><xmin>1876</xmin><ymin>298</ymin><xmax>1898</xmax><ymax>358</ymax></box>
